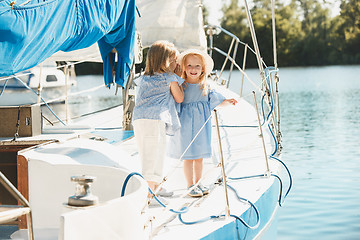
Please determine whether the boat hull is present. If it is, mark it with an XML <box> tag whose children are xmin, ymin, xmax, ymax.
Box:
<box><xmin>201</xmin><ymin>178</ymin><xmax>279</xmax><ymax>240</ymax></box>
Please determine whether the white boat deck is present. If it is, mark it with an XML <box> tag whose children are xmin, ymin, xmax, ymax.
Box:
<box><xmin>1</xmin><ymin>83</ymin><xmax>282</xmax><ymax>239</ymax></box>
<box><xmin>71</xmin><ymin>93</ymin><xmax>281</xmax><ymax>239</ymax></box>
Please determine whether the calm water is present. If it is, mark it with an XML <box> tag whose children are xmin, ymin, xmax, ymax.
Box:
<box><xmin>227</xmin><ymin>65</ymin><xmax>360</xmax><ymax>239</ymax></box>
<box><xmin>276</xmin><ymin>66</ymin><xmax>360</xmax><ymax>240</ymax></box>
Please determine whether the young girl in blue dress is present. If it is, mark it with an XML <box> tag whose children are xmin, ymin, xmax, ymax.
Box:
<box><xmin>133</xmin><ymin>40</ymin><xmax>184</xmax><ymax>197</ymax></box>
<box><xmin>168</xmin><ymin>49</ymin><xmax>237</xmax><ymax>197</ymax></box>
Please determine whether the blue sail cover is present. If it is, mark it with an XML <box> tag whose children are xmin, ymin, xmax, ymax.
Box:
<box><xmin>0</xmin><ymin>0</ymin><xmax>135</xmax><ymax>87</ymax></box>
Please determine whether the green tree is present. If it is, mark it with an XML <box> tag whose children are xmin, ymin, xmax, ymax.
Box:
<box><xmin>216</xmin><ymin>0</ymin><xmax>304</xmax><ymax>68</ymax></box>
<box><xmin>296</xmin><ymin>0</ymin><xmax>333</xmax><ymax>65</ymax></box>
<box><xmin>276</xmin><ymin>0</ymin><xmax>304</xmax><ymax>66</ymax></box>
<box><xmin>338</xmin><ymin>0</ymin><xmax>360</xmax><ymax>63</ymax></box>
<box><xmin>208</xmin><ymin>0</ymin><xmax>359</xmax><ymax>67</ymax></box>
<box><xmin>213</xmin><ymin>0</ymin><xmax>251</xmax><ymax>68</ymax></box>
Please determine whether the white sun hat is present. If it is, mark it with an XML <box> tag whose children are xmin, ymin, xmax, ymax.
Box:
<box><xmin>178</xmin><ymin>49</ymin><xmax>214</xmax><ymax>76</ymax></box>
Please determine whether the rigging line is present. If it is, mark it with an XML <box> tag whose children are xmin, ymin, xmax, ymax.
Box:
<box><xmin>35</xmin><ymin>83</ymin><xmax>105</xmax><ymax>106</ymax></box>
<box><xmin>212</xmin><ymin>125</ymin><xmax>258</xmax><ymax>128</ymax></box>
<box><xmin>177</xmin><ymin>183</ymin><xmax>260</xmax><ymax>229</ymax></box>
<box><xmin>243</xmin><ymin>0</ymin><xmax>264</xmax><ymax>75</ymax></box>
<box><xmin>260</xmin><ymin>68</ymin><xmax>280</xmax><ymax>153</ymax></box>
<box><xmin>257</xmin><ymin>95</ymin><xmax>292</xmax><ymax>204</ymax></box>
<box><xmin>214</xmin><ymin>110</ymin><xmax>232</xmax><ymax>163</ymax></box>
<box><xmin>0</xmin><ymin>71</ymin><xmax>33</xmax><ymax>82</ymax></box>
<box><xmin>227</xmin><ymin>172</ymin><xmax>286</xmax><ymax>207</ymax></box>
<box><xmin>12</xmin><ymin>76</ymin><xmax>66</xmax><ymax>125</ymax></box>
<box><xmin>0</xmin><ymin>78</ymin><xmax>9</xmax><ymax>96</ymax></box>
<box><xmin>270</xmin><ymin>156</ymin><xmax>292</xmax><ymax>203</ymax></box>
<box><xmin>271</xmin><ymin>0</ymin><xmax>278</xmax><ymax>68</ymax></box>
<box><xmin>154</xmin><ymin>112</ymin><xmax>214</xmax><ymax>195</ymax></box>
<box><xmin>226</xmin><ymin>184</ymin><xmax>260</xmax><ymax>229</ymax></box>
<box><xmin>206</xmin><ymin>25</ymin><xmax>268</xmax><ymax>69</ymax></box>
<box><xmin>265</xmin><ymin>115</ymin><xmax>292</xmax><ymax>200</ymax></box>
<box><xmin>259</xmin><ymin>68</ymin><xmax>279</xmax><ymax>127</ymax></box>
<box><xmin>212</xmin><ymin>47</ymin><xmax>263</xmax><ymax>94</ymax></box>
<box><xmin>148</xmin><ymin>165</ymin><xmax>221</xmax><ymax>230</ymax></box>
<box><xmin>120</xmin><ymin>172</ymin><xmax>188</xmax><ymax>214</ymax></box>
<box><xmin>253</xmin><ymin>75</ymin><xmax>292</xmax><ymax>204</ymax></box>
<box><xmin>0</xmin><ymin>55</ymin><xmax>99</xmax><ymax>82</ymax></box>
<box><xmin>150</xmin><ymin>167</ymin><xmax>221</xmax><ymax>235</ymax></box>
<box><xmin>156</xmin><ymin>105</ymin><xmax>248</xmax><ymax>195</ymax></box>
<box><xmin>155</xmin><ymin>153</ymin><xmax>219</xmax><ymax>202</ymax></box>
<box><xmin>48</xmin><ymin>104</ymin><xmax>122</xmax><ymax>125</ymax></box>
<box><xmin>54</xmin><ymin>57</ymin><xmax>99</xmax><ymax>71</ymax></box>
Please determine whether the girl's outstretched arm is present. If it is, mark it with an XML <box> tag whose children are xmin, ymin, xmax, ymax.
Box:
<box><xmin>170</xmin><ymin>81</ymin><xmax>184</xmax><ymax>103</ymax></box>
<box><xmin>218</xmin><ymin>98</ymin><xmax>238</xmax><ymax>107</ymax></box>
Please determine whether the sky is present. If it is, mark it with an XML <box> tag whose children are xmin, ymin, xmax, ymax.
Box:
<box><xmin>202</xmin><ymin>0</ymin><xmax>342</xmax><ymax>25</ymax></box>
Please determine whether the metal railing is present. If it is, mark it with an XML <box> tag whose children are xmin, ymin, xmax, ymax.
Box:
<box><xmin>0</xmin><ymin>171</ymin><xmax>34</xmax><ymax>240</ymax></box>
<box><xmin>204</xmin><ymin>24</ymin><xmax>282</xmax><ymax>153</ymax></box>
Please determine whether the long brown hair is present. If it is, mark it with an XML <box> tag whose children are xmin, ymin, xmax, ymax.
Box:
<box><xmin>144</xmin><ymin>40</ymin><xmax>178</xmax><ymax>76</ymax></box>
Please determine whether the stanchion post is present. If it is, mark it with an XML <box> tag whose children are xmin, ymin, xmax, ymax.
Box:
<box><xmin>213</xmin><ymin>109</ymin><xmax>230</xmax><ymax>217</ymax></box>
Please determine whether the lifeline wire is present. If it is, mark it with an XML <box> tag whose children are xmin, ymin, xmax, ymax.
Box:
<box><xmin>12</xmin><ymin>76</ymin><xmax>66</xmax><ymax>125</ymax></box>
<box><xmin>224</xmin><ymin>66</ymin><xmax>292</xmax><ymax>208</ymax></box>
<box><xmin>121</xmin><ymin>172</ymin><xmax>260</xmax><ymax>229</ymax></box>
<box><xmin>0</xmin><ymin>78</ymin><xmax>9</xmax><ymax>97</ymax></box>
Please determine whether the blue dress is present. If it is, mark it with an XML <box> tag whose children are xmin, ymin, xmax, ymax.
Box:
<box><xmin>167</xmin><ymin>83</ymin><xmax>226</xmax><ymax>160</ymax></box>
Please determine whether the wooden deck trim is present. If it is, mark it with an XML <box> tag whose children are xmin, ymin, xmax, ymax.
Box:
<box><xmin>17</xmin><ymin>154</ymin><xmax>29</xmax><ymax>229</ymax></box>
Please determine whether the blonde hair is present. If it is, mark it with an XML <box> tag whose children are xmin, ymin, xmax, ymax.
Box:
<box><xmin>181</xmin><ymin>53</ymin><xmax>208</xmax><ymax>95</ymax></box>
<box><xmin>144</xmin><ymin>40</ymin><xmax>178</xmax><ymax>76</ymax></box>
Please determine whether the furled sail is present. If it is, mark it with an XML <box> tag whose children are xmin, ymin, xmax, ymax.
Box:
<box><xmin>136</xmin><ymin>0</ymin><xmax>207</xmax><ymax>51</ymax></box>
<box><xmin>0</xmin><ymin>0</ymin><xmax>136</xmax><ymax>87</ymax></box>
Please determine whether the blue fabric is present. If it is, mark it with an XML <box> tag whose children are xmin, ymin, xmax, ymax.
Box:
<box><xmin>167</xmin><ymin>83</ymin><xmax>226</xmax><ymax>160</ymax></box>
<box><xmin>132</xmin><ymin>72</ymin><xmax>184</xmax><ymax>135</ymax></box>
<box><xmin>0</xmin><ymin>0</ymin><xmax>135</xmax><ymax>88</ymax></box>
<box><xmin>91</xmin><ymin>130</ymin><xmax>134</xmax><ymax>144</ymax></box>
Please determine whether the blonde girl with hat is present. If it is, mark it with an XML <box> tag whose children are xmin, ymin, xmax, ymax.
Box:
<box><xmin>133</xmin><ymin>40</ymin><xmax>184</xmax><ymax>200</ymax></box>
<box><xmin>167</xmin><ymin>49</ymin><xmax>237</xmax><ymax>197</ymax></box>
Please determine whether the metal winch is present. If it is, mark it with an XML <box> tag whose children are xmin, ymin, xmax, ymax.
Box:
<box><xmin>68</xmin><ymin>175</ymin><xmax>99</xmax><ymax>207</ymax></box>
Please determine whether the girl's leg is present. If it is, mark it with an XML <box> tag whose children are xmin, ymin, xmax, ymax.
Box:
<box><xmin>133</xmin><ymin>119</ymin><xmax>165</xmax><ymax>192</ymax></box>
<box><xmin>193</xmin><ymin>158</ymin><xmax>203</xmax><ymax>184</ymax></box>
<box><xmin>184</xmin><ymin>160</ymin><xmax>194</xmax><ymax>187</ymax></box>
<box><xmin>154</xmin><ymin>120</ymin><xmax>166</xmax><ymax>183</ymax></box>
<box><xmin>185</xmin><ymin>159</ymin><xmax>204</xmax><ymax>197</ymax></box>
<box><xmin>193</xmin><ymin>158</ymin><xmax>209</xmax><ymax>195</ymax></box>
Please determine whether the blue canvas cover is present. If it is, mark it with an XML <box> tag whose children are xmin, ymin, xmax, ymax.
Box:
<box><xmin>0</xmin><ymin>0</ymin><xmax>135</xmax><ymax>87</ymax></box>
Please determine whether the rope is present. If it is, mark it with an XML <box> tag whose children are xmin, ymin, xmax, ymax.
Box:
<box><xmin>121</xmin><ymin>171</ymin><xmax>261</xmax><ymax>229</ymax></box>
<box><xmin>153</xmin><ymin>112</ymin><xmax>214</xmax><ymax>196</ymax></box>
<box><xmin>36</xmin><ymin>83</ymin><xmax>104</xmax><ymax>106</ymax></box>
<box><xmin>12</xmin><ymin>106</ymin><xmax>21</xmax><ymax>141</ymax></box>
<box><xmin>121</xmin><ymin>172</ymin><xmax>188</xmax><ymax>214</ymax></box>
<box><xmin>12</xmin><ymin>76</ymin><xmax>66</xmax><ymax>125</ymax></box>
<box><xmin>178</xmin><ymin>182</ymin><xmax>260</xmax><ymax>229</ymax></box>
<box><xmin>0</xmin><ymin>78</ymin><xmax>9</xmax><ymax>97</ymax></box>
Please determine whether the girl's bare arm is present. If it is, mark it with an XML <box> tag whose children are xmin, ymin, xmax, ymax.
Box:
<box><xmin>170</xmin><ymin>81</ymin><xmax>184</xmax><ymax>103</ymax></box>
<box><xmin>218</xmin><ymin>98</ymin><xmax>238</xmax><ymax>107</ymax></box>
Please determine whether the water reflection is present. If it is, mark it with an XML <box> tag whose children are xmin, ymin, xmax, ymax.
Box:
<box><xmin>225</xmin><ymin>65</ymin><xmax>360</xmax><ymax>239</ymax></box>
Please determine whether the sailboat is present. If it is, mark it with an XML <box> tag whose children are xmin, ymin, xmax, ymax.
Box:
<box><xmin>0</xmin><ymin>61</ymin><xmax>75</xmax><ymax>106</ymax></box>
<box><xmin>0</xmin><ymin>0</ymin><xmax>291</xmax><ymax>239</ymax></box>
